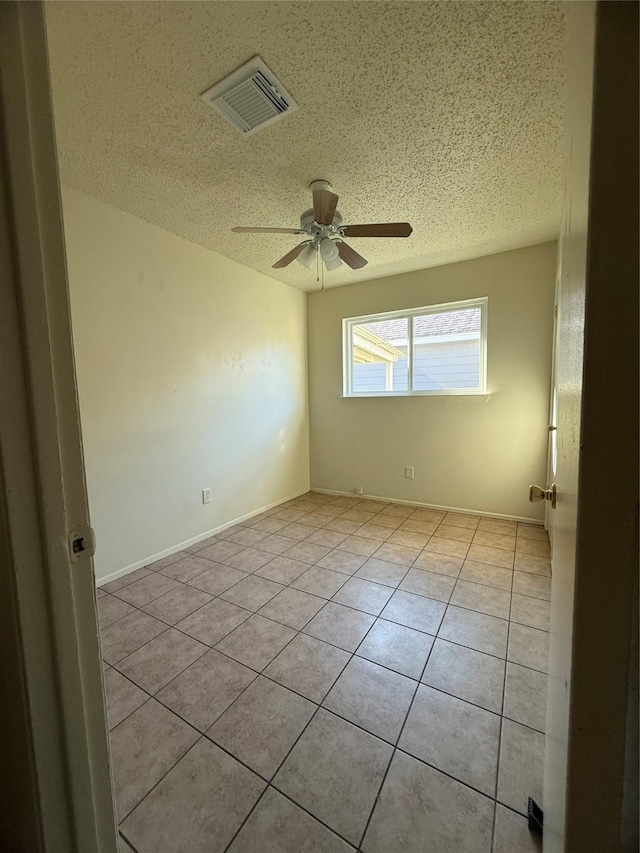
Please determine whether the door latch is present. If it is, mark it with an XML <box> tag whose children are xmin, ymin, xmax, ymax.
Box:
<box><xmin>68</xmin><ymin>526</ymin><xmax>96</xmax><ymax>562</ymax></box>
<box><xmin>529</xmin><ymin>484</ymin><xmax>557</xmax><ymax>509</ymax></box>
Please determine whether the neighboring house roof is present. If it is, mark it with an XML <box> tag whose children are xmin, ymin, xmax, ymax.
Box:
<box><xmin>362</xmin><ymin>308</ymin><xmax>481</xmax><ymax>340</ymax></box>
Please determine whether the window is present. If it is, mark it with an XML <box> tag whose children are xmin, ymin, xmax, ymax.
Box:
<box><xmin>343</xmin><ymin>298</ymin><xmax>487</xmax><ymax>397</ymax></box>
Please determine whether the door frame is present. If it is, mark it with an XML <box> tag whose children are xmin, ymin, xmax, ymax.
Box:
<box><xmin>0</xmin><ymin>2</ymin><xmax>117</xmax><ymax>851</ymax></box>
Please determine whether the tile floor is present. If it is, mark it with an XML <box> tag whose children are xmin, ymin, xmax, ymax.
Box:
<box><xmin>98</xmin><ymin>492</ymin><xmax>549</xmax><ymax>853</ymax></box>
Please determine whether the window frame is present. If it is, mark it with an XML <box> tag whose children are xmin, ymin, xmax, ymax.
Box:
<box><xmin>342</xmin><ymin>297</ymin><xmax>488</xmax><ymax>398</ymax></box>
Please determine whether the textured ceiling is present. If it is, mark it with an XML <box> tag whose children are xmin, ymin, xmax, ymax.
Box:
<box><xmin>45</xmin><ymin>1</ymin><xmax>565</xmax><ymax>291</ymax></box>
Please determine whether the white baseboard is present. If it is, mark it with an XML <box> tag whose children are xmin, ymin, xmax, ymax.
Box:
<box><xmin>310</xmin><ymin>487</ymin><xmax>545</xmax><ymax>526</ymax></box>
<box><xmin>96</xmin><ymin>487</ymin><xmax>310</xmax><ymax>587</ymax></box>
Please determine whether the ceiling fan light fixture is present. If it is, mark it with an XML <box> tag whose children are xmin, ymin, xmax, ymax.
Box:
<box><xmin>324</xmin><ymin>253</ymin><xmax>342</xmax><ymax>271</ymax></box>
<box><xmin>296</xmin><ymin>243</ymin><xmax>317</xmax><ymax>268</ymax></box>
<box><xmin>320</xmin><ymin>237</ymin><xmax>339</xmax><ymax>263</ymax></box>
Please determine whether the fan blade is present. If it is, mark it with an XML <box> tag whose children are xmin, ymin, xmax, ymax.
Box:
<box><xmin>232</xmin><ymin>226</ymin><xmax>303</xmax><ymax>234</ymax></box>
<box><xmin>342</xmin><ymin>222</ymin><xmax>413</xmax><ymax>238</ymax></box>
<box><xmin>337</xmin><ymin>241</ymin><xmax>368</xmax><ymax>269</ymax></box>
<box><xmin>313</xmin><ymin>189</ymin><xmax>339</xmax><ymax>225</ymax></box>
<box><xmin>272</xmin><ymin>243</ymin><xmax>308</xmax><ymax>269</ymax></box>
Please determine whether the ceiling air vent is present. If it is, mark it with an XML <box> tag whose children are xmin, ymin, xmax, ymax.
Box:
<box><xmin>201</xmin><ymin>56</ymin><xmax>299</xmax><ymax>136</ymax></box>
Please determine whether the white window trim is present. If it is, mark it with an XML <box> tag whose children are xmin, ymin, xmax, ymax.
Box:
<box><xmin>342</xmin><ymin>297</ymin><xmax>488</xmax><ymax>398</ymax></box>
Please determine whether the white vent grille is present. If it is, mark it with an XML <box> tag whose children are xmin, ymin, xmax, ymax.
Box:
<box><xmin>201</xmin><ymin>56</ymin><xmax>298</xmax><ymax>136</ymax></box>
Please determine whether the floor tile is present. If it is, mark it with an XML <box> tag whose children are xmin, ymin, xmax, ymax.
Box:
<box><xmin>443</xmin><ymin>512</ymin><xmax>480</xmax><ymax>530</ymax></box>
<box><xmin>102</xmin><ymin>566</ymin><xmax>152</xmax><ymax>595</ymax></box>
<box><xmin>258</xmin><ymin>587</ymin><xmax>326</xmax><ymax>629</ymax></box>
<box><xmin>510</xmin><ymin>593</ymin><xmax>551</xmax><ymax>631</ymax></box>
<box><xmin>98</xmin><ymin>594</ymin><xmax>135</xmax><ymax>628</ymax></box>
<box><xmin>516</xmin><ymin>538</ymin><xmax>550</xmax><ymax>558</ymax></box>
<box><xmin>459</xmin><ymin>560</ymin><xmax>513</xmax><ymax>591</ymax></box>
<box><xmin>225</xmin><ymin>546</ymin><xmax>276</xmax><ymax>573</ymax></box>
<box><xmin>220</xmin><ymin>575</ymin><xmax>284</xmax><ymax>611</ymax></box>
<box><xmin>439</xmin><ymin>605</ymin><xmax>508</xmax><ymax>657</ymax></box>
<box><xmin>197</xmin><ymin>539</ymin><xmax>246</xmax><ymax>562</ymax></box>
<box><xmin>512</xmin><ymin>571</ymin><xmax>551</xmax><ymax>601</ymax></box>
<box><xmin>156</xmin><ymin>649</ymin><xmax>255</xmax><ymax>731</ymax></box>
<box><xmin>175</xmin><ymin>597</ymin><xmax>251</xmax><ymax>645</ymax></box>
<box><xmin>264</xmin><ymin>633</ymin><xmax>350</xmax><ymax>702</ymax></box>
<box><xmin>423</xmin><ymin>536</ymin><xmax>470</xmax><ymax>559</ymax></box>
<box><xmin>508</xmin><ymin>623</ymin><xmax>549</xmax><ymax>673</ymax></box>
<box><xmin>356</xmin><ymin>523</ymin><xmax>393</xmax><ymax>542</ymax></box>
<box><xmin>504</xmin><ymin>662</ymin><xmax>547</xmax><ymax>733</ymax></box>
<box><xmin>116</xmin><ymin>628</ymin><xmax>208</xmax><ymax>694</ymax></box>
<box><xmin>399</xmin><ymin>568</ymin><xmax>456</xmax><ymax>602</ymax></box>
<box><xmin>497</xmin><ymin>719</ymin><xmax>545</xmax><ymax>815</ymax></box>
<box><xmin>381</xmin><ymin>590</ymin><xmax>446</xmax><ymax>634</ymax></box>
<box><xmin>379</xmin><ymin>504</ymin><xmax>413</xmax><ymax>519</ymax></box>
<box><xmin>274</xmin><ymin>708</ymin><xmax>392</xmax><ymax>846</ymax></box>
<box><xmin>516</xmin><ymin>524</ymin><xmax>549</xmax><ymax>542</ymax></box>
<box><xmin>303</xmin><ymin>602</ymin><xmax>376</xmax><ymax>652</ymax></box>
<box><xmin>467</xmin><ymin>544</ymin><xmax>514</xmax><ymax>569</ymax></box>
<box><xmin>513</xmin><ymin>553</ymin><xmax>551</xmax><ymax>577</ymax></box>
<box><xmin>399</xmin><ymin>518</ymin><xmax>439</xmax><ymax>536</ymax></box>
<box><xmin>121</xmin><ymin>738</ymin><xmax>265</xmax><ymax>853</ymax></box>
<box><xmin>493</xmin><ymin>803</ymin><xmax>543</xmax><ymax>852</ymax></box>
<box><xmin>145</xmin><ymin>550</ymin><xmax>187</xmax><ymax>569</ymax></box>
<box><xmin>208</xmin><ymin>676</ymin><xmax>316</xmax><ymax>779</ymax></box>
<box><xmin>386</xmin><ymin>529</ymin><xmax>431</xmax><ymax>549</ymax></box>
<box><xmin>254</xmin><ymin>555</ymin><xmax>310</xmax><ymax>584</ymax></box>
<box><xmin>103</xmin><ymin>668</ymin><xmax>147</xmax><ymax>729</ymax></box>
<box><xmin>215</xmin><ymin>614</ymin><xmax>296</xmax><ymax>671</ymax></box>
<box><xmin>225</xmin><ymin>527</ymin><xmax>270</xmax><ymax>547</ymax></box>
<box><xmin>332</xmin><ymin>577</ymin><xmax>394</xmax><ymax>615</ymax></box>
<box><xmin>251</xmin><ymin>517</ymin><xmax>290</xmax><ymax>534</ymax></box>
<box><xmin>285</xmin><ymin>541</ymin><xmax>332</xmax><ymax>564</ymax></box>
<box><xmin>187</xmin><ymin>564</ymin><xmax>249</xmax><ymax>596</ymax></box>
<box><xmin>422</xmin><ymin>638</ymin><xmax>505</xmax><ymax>713</ymax></box>
<box><xmin>280</xmin><ymin>522</ymin><xmax>321</xmax><ymax>540</ymax></box>
<box><xmin>186</xmin><ymin>534</ymin><xmax>225</xmax><ymax>553</ymax></box>
<box><xmin>305</xmin><ymin>528</ymin><xmax>349</xmax><ymax>548</ymax></box>
<box><xmin>412</xmin><ymin>550</ymin><xmax>463</xmax><ymax>576</ymax></box>
<box><xmin>339</xmin><ymin>535</ymin><xmax>380</xmax><ymax>557</ymax></box>
<box><xmin>355</xmin><ymin>557</ymin><xmax>408</xmax><ymax>587</ymax></box>
<box><xmin>323</xmin><ymin>657</ymin><xmax>416</xmax><ymax>743</ymax></box>
<box><xmin>399</xmin><ymin>684</ymin><xmax>500</xmax><ymax>795</ymax></box>
<box><xmin>409</xmin><ymin>508</ymin><xmax>445</xmax><ymax>524</ymax></box>
<box><xmin>141</xmin><ymin>584</ymin><xmax>212</xmax><ymax>625</ymax></box>
<box><xmin>118</xmin><ymin>833</ymin><xmax>135</xmax><ymax>853</ymax></box>
<box><xmin>356</xmin><ymin>619</ymin><xmax>434</xmax><ymax>680</ymax></box>
<box><xmin>272</xmin><ymin>507</ymin><xmax>310</xmax><ymax>522</ymax></box>
<box><xmin>435</xmin><ymin>523</ymin><xmax>475</xmax><ymax>543</ymax></box>
<box><xmin>291</xmin><ymin>565</ymin><xmax>349</xmax><ymax>598</ymax></box>
<box><xmin>253</xmin><ymin>535</ymin><xmax>298</xmax><ymax>555</ymax></box>
<box><xmin>317</xmin><ymin>549</ymin><xmax>367</xmax><ymax>575</ymax></box>
<box><xmin>101</xmin><ymin>611</ymin><xmax>167</xmax><ymax>665</ymax></box>
<box><xmin>110</xmin><ymin>699</ymin><xmax>199</xmax><ymax>820</ymax></box>
<box><xmin>323</xmin><ymin>517</ymin><xmax>364</xmax><ymax>535</ymax></box>
<box><xmin>472</xmin><ymin>529</ymin><xmax>516</xmax><ymax>551</ymax></box>
<box><xmin>450</xmin><ymin>579</ymin><xmax>511</xmax><ymax>619</ymax></box>
<box><xmin>362</xmin><ymin>750</ymin><xmax>494</xmax><ymax>853</ymax></box>
<box><xmin>158</xmin><ymin>554</ymin><xmax>216</xmax><ymax>583</ymax></box>
<box><xmin>228</xmin><ymin>786</ymin><xmax>354</xmax><ymax>853</ymax></box>
<box><xmin>372</xmin><ymin>542</ymin><xmax>420</xmax><ymax>566</ymax></box>
<box><xmin>340</xmin><ymin>509</ymin><xmax>377</xmax><ymax>524</ymax></box>
<box><xmin>114</xmin><ymin>573</ymin><xmax>180</xmax><ymax>607</ymax></box>
<box><xmin>478</xmin><ymin>517</ymin><xmax>517</xmax><ymax>536</ymax></box>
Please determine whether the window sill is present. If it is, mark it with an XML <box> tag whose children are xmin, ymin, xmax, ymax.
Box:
<box><xmin>341</xmin><ymin>391</ymin><xmax>491</xmax><ymax>399</ymax></box>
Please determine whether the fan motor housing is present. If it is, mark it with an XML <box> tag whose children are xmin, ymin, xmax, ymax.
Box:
<box><xmin>300</xmin><ymin>208</ymin><xmax>343</xmax><ymax>234</ymax></box>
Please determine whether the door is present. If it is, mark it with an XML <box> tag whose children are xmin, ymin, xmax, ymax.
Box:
<box><xmin>543</xmin><ymin>2</ymin><xmax>638</xmax><ymax>851</ymax></box>
<box><xmin>0</xmin><ymin>2</ymin><xmax>117</xmax><ymax>850</ymax></box>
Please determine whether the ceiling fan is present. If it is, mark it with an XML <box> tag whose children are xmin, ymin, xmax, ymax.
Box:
<box><xmin>231</xmin><ymin>180</ymin><xmax>413</xmax><ymax>272</ymax></box>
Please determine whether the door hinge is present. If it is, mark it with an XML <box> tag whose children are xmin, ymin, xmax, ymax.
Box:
<box><xmin>68</xmin><ymin>526</ymin><xmax>96</xmax><ymax>562</ymax></box>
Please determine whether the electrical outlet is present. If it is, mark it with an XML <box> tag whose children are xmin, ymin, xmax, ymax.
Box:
<box><xmin>202</xmin><ymin>487</ymin><xmax>212</xmax><ymax>504</ymax></box>
<box><xmin>356</xmin><ymin>485</ymin><xmax>364</xmax><ymax>495</ymax></box>
<box><xmin>405</xmin><ymin>466</ymin><xmax>415</xmax><ymax>480</ymax></box>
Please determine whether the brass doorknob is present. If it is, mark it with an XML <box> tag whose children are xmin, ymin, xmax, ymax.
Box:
<box><xmin>529</xmin><ymin>484</ymin><xmax>557</xmax><ymax>508</ymax></box>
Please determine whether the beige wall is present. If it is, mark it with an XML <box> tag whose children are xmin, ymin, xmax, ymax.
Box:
<box><xmin>307</xmin><ymin>242</ymin><xmax>556</xmax><ymax>520</ymax></box>
<box><xmin>62</xmin><ymin>187</ymin><xmax>309</xmax><ymax>582</ymax></box>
